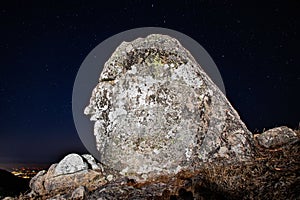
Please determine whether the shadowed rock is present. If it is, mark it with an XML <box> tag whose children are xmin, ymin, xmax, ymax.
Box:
<box><xmin>82</xmin><ymin>154</ymin><xmax>102</xmax><ymax>171</ymax></box>
<box><xmin>84</xmin><ymin>34</ymin><xmax>254</xmax><ymax>177</ymax></box>
<box><xmin>71</xmin><ymin>186</ymin><xmax>86</xmax><ymax>199</ymax></box>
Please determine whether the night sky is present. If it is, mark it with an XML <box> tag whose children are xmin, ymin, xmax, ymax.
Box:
<box><xmin>0</xmin><ymin>1</ymin><xmax>299</xmax><ymax>165</ymax></box>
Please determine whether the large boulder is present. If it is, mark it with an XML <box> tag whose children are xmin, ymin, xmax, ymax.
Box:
<box><xmin>84</xmin><ymin>34</ymin><xmax>254</xmax><ymax>177</ymax></box>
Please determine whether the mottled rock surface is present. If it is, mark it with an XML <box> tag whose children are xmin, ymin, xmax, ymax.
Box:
<box><xmin>29</xmin><ymin>154</ymin><xmax>107</xmax><ymax>196</ymax></box>
<box><xmin>71</xmin><ymin>186</ymin><xmax>86</xmax><ymax>200</ymax></box>
<box><xmin>29</xmin><ymin>170</ymin><xmax>46</xmax><ymax>195</ymax></box>
<box><xmin>256</xmin><ymin>126</ymin><xmax>299</xmax><ymax>148</ymax></box>
<box><xmin>84</xmin><ymin>34</ymin><xmax>254</xmax><ymax>176</ymax></box>
<box><xmin>54</xmin><ymin>154</ymin><xmax>88</xmax><ymax>176</ymax></box>
<box><xmin>82</xmin><ymin>154</ymin><xmax>101</xmax><ymax>171</ymax></box>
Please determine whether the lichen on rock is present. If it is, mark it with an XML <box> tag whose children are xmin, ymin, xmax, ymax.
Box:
<box><xmin>54</xmin><ymin>153</ymin><xmax>88</xmax><ymax>176</ymax></box>
<box><xmin>256</xmin><ymin>126</ymin><xmax>299</xmax><ymax>148</ymax></box>
<box><xmin>84</xmin><ymin>34</ymin><xmax>254</xmax><ymax>177</ymax></box>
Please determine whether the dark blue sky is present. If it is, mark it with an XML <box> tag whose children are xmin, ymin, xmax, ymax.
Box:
<box><xmin>0</xmin><ymin>1</ymin><xmax>299</xmax><ymax>164</ymax></box>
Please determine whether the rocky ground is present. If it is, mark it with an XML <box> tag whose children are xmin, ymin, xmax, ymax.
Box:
<box><xmin>3</xmin><ymin>126</ymin><xmax>299</xmax><ymax>200</ymax></box>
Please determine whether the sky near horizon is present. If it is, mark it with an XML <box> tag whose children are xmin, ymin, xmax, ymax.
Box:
<box><xmin>0</xmin><ymin>1</ymin><xmax>299</xmax><ymax>164</ymax></box>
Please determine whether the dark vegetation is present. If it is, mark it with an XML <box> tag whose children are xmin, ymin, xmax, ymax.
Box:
<box><xmin>0</xmin><ymin>169</ymin><xmax>30</xmax><ymax>199</ymax></box>
<box><xmin>163</xmin><ymin>129</ymin><xmax>300</xmax><ymax>199</ymax></box>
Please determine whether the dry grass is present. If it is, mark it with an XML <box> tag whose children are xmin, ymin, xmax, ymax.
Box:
<box><xmin>169</xmin><ymin>129</ymin><xmax>300</xmax><ymax>199</ymax></box>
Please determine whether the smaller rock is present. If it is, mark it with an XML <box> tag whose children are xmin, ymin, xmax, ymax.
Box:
<box><xmin>54</xmin><ymin>154</ymin><xmax>88</xmax><ymax>176</ymax></box>
<box><xmin>106</xmin><ymin>174</ymin><xmax>113</xmax><ymax>182</ymax></box>
<box><xmin>26</xmin><ymin>190</ymin><xmax>36</xmax><ymax>198</ymax></box>
<box><xmin>256</xmin><ymin>126</ymin><xmax>299</xmax><ymax>148</ymax></box>
<box><xmin>47</xmin><ymin>193</ymin><xmax>68</xmax><ymax>200</ymax></box>
<box><xmin>29</xmin><ymin>170</ymin><xmax>46</xmax><ymax>195</ymax></box>
<box><xmin>44</xmin><ymin>167</ymin><xmax>106</xmax><ymax>193</ymax></box>
<box><xmin>71</xmin><ymin>186</ymin><xmax>86</xmax><ymax>200</ymax></box>
<box><xmin>2</xmin><ymin>197</ymin><xmax>14</xmax><ymax>200</ymax></box>
<box><xmin>28</xmin><ymin>153</ymin><xmax>108</xmax><ymax>198</ymax></box>
<box><xmin>82</xmin><ymin>154</ymin><xmax>101</xmax><ymax>171</ymax></box>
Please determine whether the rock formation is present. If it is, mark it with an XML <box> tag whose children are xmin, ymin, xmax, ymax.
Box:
<box><xmin>84</xmin><ymin>34</ymin><xmax>254</xmax><ymax>177</ymax></box>
<box><xmin>10</xmin><ymin>34</ymin><xmax>299</xmax><ymax>199</ymax></box>
<box><xmin>29</xmin><ymin>154</ymin><xmax>108</xmax><ymax>197</ymax></box>
<box><xmin>256</xmin><ymin>126</ymin><xmax>299</xmax><ymax>148</ymax></box>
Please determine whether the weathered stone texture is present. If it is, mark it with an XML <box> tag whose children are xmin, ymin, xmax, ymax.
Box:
<box><xmin>29</xmin><ymin>154</ymin><xmax>107</xmax><ymax>195</ymax></box>
<box><xmin>256</xmin><ymin>126</ymin><xmax>299</xmax><ymax>148</ymax></box>
<box><xmin>84</xmin><ymin>34</ymin><xmax>254</xmax><ymax>176</ymax></box>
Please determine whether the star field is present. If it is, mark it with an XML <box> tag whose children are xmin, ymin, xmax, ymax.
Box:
<box><xmin>0</xmin><ymin>1</ymin><xmax>299</xmax><ymax>164</ymax></box>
